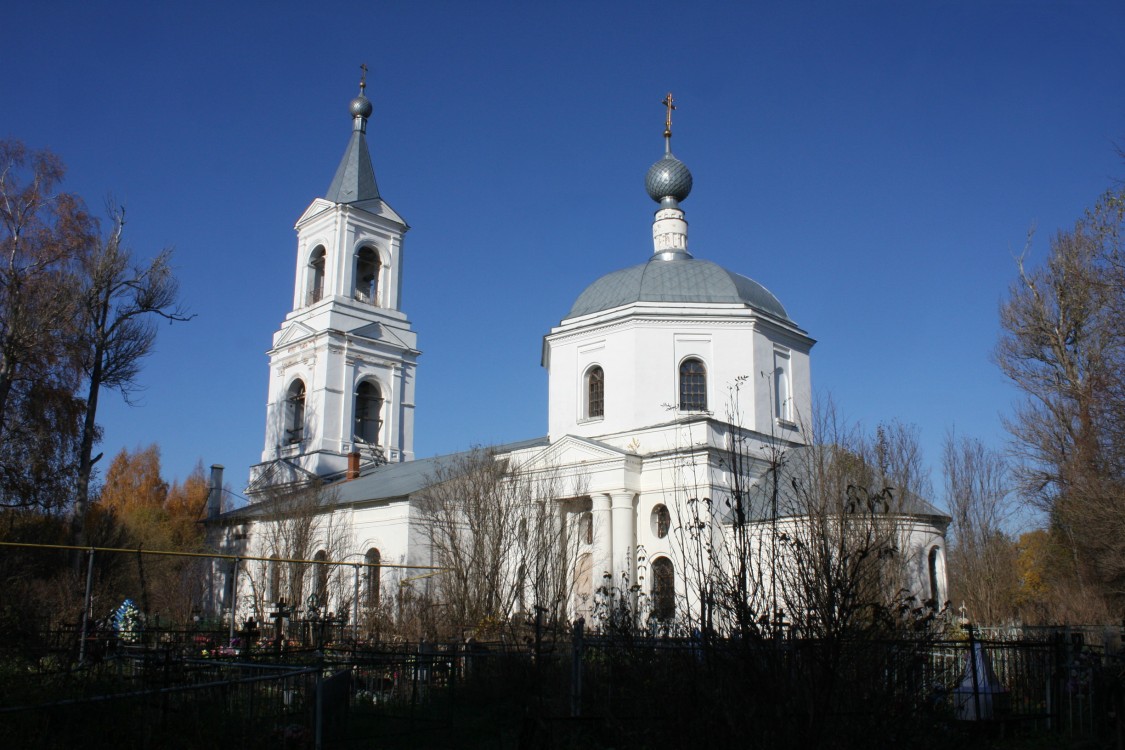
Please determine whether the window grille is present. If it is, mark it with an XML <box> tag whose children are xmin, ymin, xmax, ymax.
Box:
<box><xmin>679</xmin><ymin>358</ymin><xmax>707</xmax><ymax>411</ymax></box>
<box><xmin>587</xmin><ymin>366</ymin><xmax>604</xmax><ymax>418</ymax></box>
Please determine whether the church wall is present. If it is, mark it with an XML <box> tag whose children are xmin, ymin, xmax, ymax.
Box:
<box><xmin>222</xmin><ymin>496</ymin><xmax>423</xmax><ymax>626</ymax></box>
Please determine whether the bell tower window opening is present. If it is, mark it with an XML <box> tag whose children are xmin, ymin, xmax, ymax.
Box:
<box><xmin>307</xmin><ymin>246</ymin><xmax>326</xmax><ymax>306</ymax></box>
<box><xmin>285</xmin><ymin>380</ymin><xmax>306</xmax><ymax>444</ymax></box>
<box><xmin>585</xmin><ymin>365</ymin><xmax>604</xmax><ymax>419</ymax></box>
<box><xmin>679</xmin><ymin>358</ymin><xmax>707</xmax><ymax>411</ymax></box>
<box><xmin>355</xmin><ymin>246</ymin><xmax>381</xmax><ymax>305</ymax></box>
<box><xmin>355</xmin><ymin>381</ymin><xmax>384</xmax><ymax>444</ymax></box>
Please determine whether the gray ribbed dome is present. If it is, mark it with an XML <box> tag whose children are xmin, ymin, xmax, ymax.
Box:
<box><xmin>567</xmin><ymin>256</ymin><xmax>790</xmax><ymax>320</ymax></box>
<box><xmin>645</xmin><ymin>154</ymin><xmax>693</xmax><ymax>203</ymax></box>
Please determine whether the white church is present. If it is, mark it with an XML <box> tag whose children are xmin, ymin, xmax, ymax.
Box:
<box><xmin>213</xmin><ymin>81</ymin><xmax>948</xmax><ymax>632</ymax></box>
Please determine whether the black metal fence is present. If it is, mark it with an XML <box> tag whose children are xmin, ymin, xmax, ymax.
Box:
<box><xmin>3</xmin><ymin>625</ymin><xmax>1124</xmax><ymax>749</ymax></box>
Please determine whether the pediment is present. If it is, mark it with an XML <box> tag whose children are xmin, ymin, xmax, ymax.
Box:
<box><xmin>351</xmin><ymin>198</ymin><xmax>407</xmax><ymax>227</ymax></box>
<box><xmin>520</xmin><ymin>434</ymin><xmax>631</xmax><ymax>471</ymax></box>
<box><xmin>296</xmin><ymin>199</ymin><xmax>336</xmax><ymax>227</ymax></box>
<box><xmin>246</xmin><ymin>459</ymin><xmax>324</xmax><ymax>498</ymax></box>
<box><xmin>273</xmin><ymin>320</ymin><xmax>316</xmax><ymax>348</ymax></box>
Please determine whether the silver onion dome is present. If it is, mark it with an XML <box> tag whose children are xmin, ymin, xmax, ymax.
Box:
<box><xmin>350</xmin><ymin>94</ymin><xmax>373</xmax><ymax>119</ymax></box>
<box><xmin>645</xmin><ymin>153</ymin><xmax>693</xmax><ymax>204</ymax></box>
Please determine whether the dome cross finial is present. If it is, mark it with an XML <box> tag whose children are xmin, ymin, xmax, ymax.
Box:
<box><xmin>662</xmin><ymin>92</ymin><xmax>676</xmax><ymax>145</ymax></box>
<box><xmin>359</xmin><ymin>63</ymin><xmax>369</xmax><ymax>94</ymax></box>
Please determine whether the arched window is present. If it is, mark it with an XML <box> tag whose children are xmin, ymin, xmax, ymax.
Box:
<box><xmin>585</xmin><ymin>366</ymin><xmax>604</xmax><ymax>419</ymax></box>
<box><xmin>928</xmin><ymin>546</ymin><xmax>943</xmax><ymax>606</ymax></box>
<box><xmin>307</xmin><ymin>246</ymin><xmax>326</xmax><ymax>305</ymax></box>
<box><xmin>651</xmin><ymin>557</ymin><xmax>675</xmax><ymax>620</ymax></box>
<box><xmin>365</xmin><ymin>548</ymin><xmax>381</xmax><ymax>610</ymax></box>
<box><xmin>355</xmin><ymin>381</ymin><xmax>383</xmax><ymax>444</ymax></box>
<box><xmin>679</xmin><ymin>358</ymin><xmax>707</xmax><ymax>411</ymax></box>
<box><xmin>355</xmin><ymin>247</ymin><xmax>381</xmax><ymax>305</ymax></box>
<box><xmin>285</xmin><ymin>380</ymin><xmax>306</xmax><ymax>444</ymax></box>
<box><xmin>313</xmin><ymin>550</ymin><xmax>328</xmax><ymax>607</ymax></box>
<box><xmin>774</xmin><ymin>349</ymin><xmax>792</xmax><ymax>421</ymax></box>
<box><xmin>517</xmin><ymin>563</ymin><xmax>527</xmax><ymax>613</ymax></box>
<box><xmin>268</xmin><ymin>555</ymin><xmax>281</xmax><ymax>603</ymax></box>
<box><xmin>651</xmin><ymin>504</ymin><xmax>671</xmax><ymax>539</ymax></box>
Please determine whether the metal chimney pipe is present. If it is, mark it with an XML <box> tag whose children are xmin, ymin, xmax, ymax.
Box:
<box><xmin>207</xmin><ymin>464</ymin><xmax>225</xmax><ymax>519</ymax></box>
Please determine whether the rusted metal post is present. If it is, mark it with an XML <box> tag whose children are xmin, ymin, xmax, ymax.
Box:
<box><xmin>353</xmin><ymin>564</ymin><xmax>360</xmax><ymax>644</ymax></box>
<box><xmin>78</xmin><ymin>548</ymin><xmax>95</xmax><ymax>664</ymax></box>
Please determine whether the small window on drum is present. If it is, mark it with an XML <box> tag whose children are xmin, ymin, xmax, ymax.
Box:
<box><xmin>679</xmin><ymin>358</ymin><xmax>707</xmax><ymax>411</ymax></box>
<box><xmin>585</xmin><ymin>366</ymin><xmax>604</xmax><ymax>419</ymax></box>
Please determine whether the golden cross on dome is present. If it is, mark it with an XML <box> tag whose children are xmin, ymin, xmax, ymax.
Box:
<box><xmin>662</xmin><ymin>92</ymin><xmax>676</xmax><ymax>137</ymax></box>
<box><xmin>359</xmin><ymin>63</ymin><xmax>369</xmax><ymax>93</ymax></box>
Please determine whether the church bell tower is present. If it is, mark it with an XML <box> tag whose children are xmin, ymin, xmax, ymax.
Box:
<box><xmin>250</xmin><ymin>73</ymin><xmax>418</xmax><ymax>489</ymax></box>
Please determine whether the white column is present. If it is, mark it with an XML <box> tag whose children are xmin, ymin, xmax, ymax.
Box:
<box><xmin>592</xmin><ymin>494</ymin><xmax>612</xmax><ymax>590</ymax></box>
<box><xmin>610</xmin><ymin>491</ymin><xmax>636</xmax><ymax>590</ymax></box>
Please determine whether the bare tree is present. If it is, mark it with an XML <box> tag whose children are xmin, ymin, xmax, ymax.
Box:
<box><xmin>0</xmin><ymin>141</ymin><xmax>93</xmax><ymax>511</ymax></box>
<box><xmin>942</xmin><ymin>430</ymin><xmax>1018</xmax><ymax>625</ymax></box>
<box><xmin>774</xmin><ymin>404</ymin><xmax>932</xmax><ymax>638</ymax></box>
<box><xmin>415</xmin><ymin>447</ymin><xmax>581</xmax><ymax>639</ymax></box>
<box><xmin>995</xmin><ymin>188</ymin><xmax>1125</xmax><ymax>607</ymax></box>
<box><xmin>243</xmin><ymin>481</ymin><xmax>350</xmax><ymax>626</ymax></box>
<box><xmin>73</xmin><ymin>206</ymin><xmax>192</xmax><ymax>543</ymax></box>
<box><xmin>658</xmin><ymin>394</ymin><xmax>944</xmax><ymax>750</ymax></box>
<box><xmin>670</xmin><ymin>393</ymin><xmax>938</xmax><ymax>641</ymax></box>
<box><xmin>416</xmin><ymin>449</ymin><xmax>511</xmax><ymax>634</ymax></box>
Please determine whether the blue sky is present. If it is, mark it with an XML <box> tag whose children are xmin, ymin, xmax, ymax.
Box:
<box><xmin>3</xmin><ymin>1</ymin><xmax>1123</xmax><ymax>509</ymax></box>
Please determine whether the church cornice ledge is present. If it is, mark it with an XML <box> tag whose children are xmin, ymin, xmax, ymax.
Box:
<box><xmin>553</xmin><ymin>301</ymin><xmax>809</xmax><ymax>338</ymax></box>
<box><xmin>546</xmin><ymin>310</ymin><xmax>813</xmax><ymax>348</ymax></box>
<box><xmin>272</xmin><ymin>327</ymin><xmax>418</xmax><ymax>361</ymax></box>
<box><xmin>578</xmin><ymin>415</ymin><xmax>805</xmax><ymax>457</ymax></box>
<box><xmin>283</xmin><ymin>295</ymin><xmax>412</xmax><ymax>326</ymax></box>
